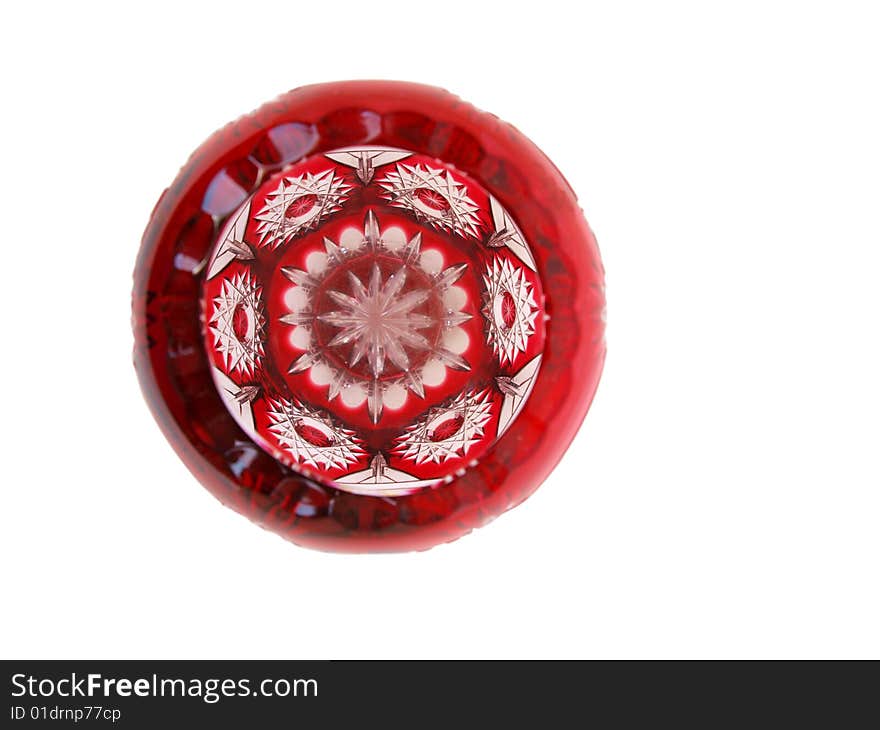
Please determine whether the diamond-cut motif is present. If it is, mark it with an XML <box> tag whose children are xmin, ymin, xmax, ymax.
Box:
<box><xmin>209</xmin><ymin>271</ymin><xmax>265</xmax><ymax>376</ymax></box>
<box><xmin>379</xmin><ymin>163</ymin><xmax>482</xmax><ymax>238</ymax></box>
<box><xmin>482</xmin><ymin>257</ymin><xmax>538</xmax><ymax>365</ymax></box>
<box><xmin>255</xmin><ymin>169</ymin><xmax>351</xmax><ymax>249</ymax></box>
<box><xmin>266</xmin><ymin>397</ymin><xmax>364</xmax><ymax>470</ymax></box>
<box><xmin>394</xmin><ymin>389</ymin><xmax>494</xmax><ymax>464</ymax></box>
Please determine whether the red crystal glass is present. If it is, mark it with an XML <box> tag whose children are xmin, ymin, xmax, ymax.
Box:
<box><xmin>133</xmin><ymin>80</ymin><xmax>605</xmax><ymax>552</ymax></box>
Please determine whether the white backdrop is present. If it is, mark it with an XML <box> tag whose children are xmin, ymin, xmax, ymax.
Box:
<box><xmin>2</xmin><ymin>0</ymin><xmax>878</xmax><ymax>659</ymax></box>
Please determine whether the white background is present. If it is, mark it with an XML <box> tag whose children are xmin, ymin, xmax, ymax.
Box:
<box><xmin>1</xmin><ymin>0</ymin><xmax>878</xmax><ymax>659</ymax></box>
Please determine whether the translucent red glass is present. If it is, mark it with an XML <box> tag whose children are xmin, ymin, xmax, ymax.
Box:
<box><xmin>133</xmin><ymin>80</ymin><xmax>605</xmax><ymax>552</ymax></box>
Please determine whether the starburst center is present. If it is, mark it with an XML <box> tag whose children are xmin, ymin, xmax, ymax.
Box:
<box><xmin>280</xmin><ymin>210</ymin><xmax>475</xmax><ymax>423</ymax></box>
<box><xmin>320</xmin><ymin>263</ymin><xmax>434</xmax><ymax>379</ymax></box>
